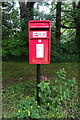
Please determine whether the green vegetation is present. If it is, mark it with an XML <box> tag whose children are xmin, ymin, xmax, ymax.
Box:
<box><xmin>51</xmin><ymin>41</ymin><xmax>79</xmax><ymax>62</ymax></box>
<box><xmin>2</xmin><ymin>62</ymin><xmax>79</xmax><ymax>118</ymax></box>
<box><xmin>2</xmin><ymin>2</ymin><xmax>80</xmax><ymax>62</ymax></box>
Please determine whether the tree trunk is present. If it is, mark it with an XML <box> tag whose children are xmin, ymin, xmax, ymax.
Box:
<box><xmin>19</xmin><ymin>2</ymin><xmax>27</xmax><ymax>19</ymax></box>
<box><xmin>18</xmin><ymin>1</ymin><xmax>35</xmax><ymax>61</ymax></box>
<box><xmin>19</xmin><ymin>2</ymin><xmax>35</xmax><ymax>20</ymax></box>
<box><xmin>55</xmin><ymin>2</ymin><xmax>62</xmax><ymax>45</ymax></box>
<box><xmin>76</xmin><ymin>2</ymin><xmax>80</xmax><ymax>62</ymax></box>
<box><xmin>76</xmin><ymin>2</ymin><xmax>80</xmax><ymax>46</ymax></box>
<box><xmin>73</xmin><ymin>2</ymin><xmax>80</xmax><ymax>58</ymax></box>
<box><xmin>19</xmin><ymin>1</ymin><xmax>35</xmax><ymax>31</ymax></box>
<box><xmin>27</xmin><ymin>2</ymin><xmax>35</xmax><ymax>19</ymax></box>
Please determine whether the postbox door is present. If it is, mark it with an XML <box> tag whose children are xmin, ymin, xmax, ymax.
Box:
<box><xmin>29</xmin><ymin>39</ymin><xmax>49</xmax><ymax>64</ymax></box>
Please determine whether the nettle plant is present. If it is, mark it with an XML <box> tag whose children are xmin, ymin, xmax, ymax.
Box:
<box><xmin>52</xmin><ymin>68</ymin><xmax>78</xmax><ymax>118</ymax></box>
<box><xmin>38</xmin><ymin>81</ymin><xmax>52</xmax><ymax>104</ymax></box>
<box><xmin>13</xmin><ymin>68</ymin><xmax>78</xmax><ymax>119</ymax></box>
<box><xmin>38</xmin><ymin>68</ymin><xmax>78</xmax><ymax>118</ymax></box>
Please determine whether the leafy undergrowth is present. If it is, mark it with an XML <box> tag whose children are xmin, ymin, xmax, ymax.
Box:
<box><xmin>3</xmin><ymin>81</ymin><xmax>36</xmax><ymax>118</ymax></box>
<box><xmin>2</xmin><ymin>62</ymin><xmax>79</xmax><ymax>118</ymax></box>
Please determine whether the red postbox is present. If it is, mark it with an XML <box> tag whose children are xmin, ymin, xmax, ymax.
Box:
<box><xmin>28</xmin><ymin>20</ymin><xmax>51</xmax><ymax>64</ymax></box>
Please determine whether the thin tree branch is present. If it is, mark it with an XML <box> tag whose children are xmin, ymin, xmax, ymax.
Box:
<box><xmin>62</xmin><ymin>10</ymin><xmax>72</xmax><ymax>12</ymax></box>
<box><xmin>68</xmin><ymin>31</ymin><xmax>76</xmax><ymax>40</ymax></box>
<box><xmin>61</xmin><ymin>29</ymin><xmax>67</xmax><ymax>35</ymax></box>
<box><xmin>61</xmin><ymin>25</ymin><xmax>75</xmax><ymax>29</ymax></box>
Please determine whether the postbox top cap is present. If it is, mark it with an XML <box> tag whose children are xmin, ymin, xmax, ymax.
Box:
<box><xmin>29</xmin><ymin>20</ymin><xmax>51</xmax><ymax>23</ymax></box>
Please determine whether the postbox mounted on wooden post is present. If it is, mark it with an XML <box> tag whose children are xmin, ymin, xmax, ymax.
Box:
<box><xmin>28</xmin><ymin>20</ymin><xmax>51</xmax><ymax>64</ymax></box>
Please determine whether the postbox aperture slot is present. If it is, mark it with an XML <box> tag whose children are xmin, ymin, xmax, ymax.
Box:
<box><xmin>30</xmin><ymin>28</ymin><xmax>49</xmax><ymax>30</ymax></box>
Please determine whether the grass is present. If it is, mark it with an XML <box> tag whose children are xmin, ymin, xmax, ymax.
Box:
<box><xmin>2</xmin><ymin>61</ymin><xmax>80</xmax><ymax>118</ymax></box>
